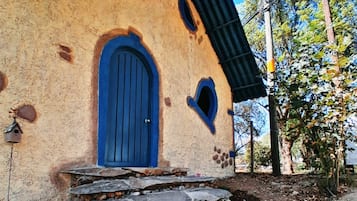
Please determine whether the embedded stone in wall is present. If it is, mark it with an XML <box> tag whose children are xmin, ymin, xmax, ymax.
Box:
<box><xmin>0</xmin><ymin>71</ymin><xmax>7</xmax><ymax>92</ymax></box>
<box><xmin>59</xmin><ymin>44</ymin><xmax>71</xmax><ymax>53</ymax></box>
<box><xmin>212</xmin><ymin>155</ymin><xmax>218</xmax><ymax>161</ymax></box>
<box><xmin>212</xmin><ymin>146</ymin><xmax>234</xmax><ymax>169</ymax></box>
<box><xmin>198</xmin><ymin>35</ymin><xmax>203</xmax><ymax>44</ymax></box>
<box><xmin>57</xmin><ymin>44</ymin><xmax>74</xmax><ymax>63</ymax></box>
<box><xmin>164</xmin><ymin>97</ymin><xmax>172</xmax><ymax>107</ymax></box>
<box><xmin>15</xmin><ymin>104</ymin><xmax>37</xmax><ymax>122</ymax></box>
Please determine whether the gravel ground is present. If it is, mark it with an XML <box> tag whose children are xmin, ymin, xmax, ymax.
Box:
<box><xmin>214</xmin><ymin>173</ymin><xmax>357</xmax><ymax>201</ymax></box>
<box><xmin>339</xmin><ymin>188</ymin><xmax>357</xmax><ymax>201</ymax></box>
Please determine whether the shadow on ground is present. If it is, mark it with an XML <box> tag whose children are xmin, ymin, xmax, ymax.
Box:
<box><xmin>230</xmin><ymin>189</ymin><xmax>260</xmax><ymax>201</ymax></box>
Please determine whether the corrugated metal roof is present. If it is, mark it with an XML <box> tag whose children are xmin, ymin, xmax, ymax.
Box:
<box><xmin>192</xmin><ymin>0</ymin><xmax>267</xmax><ymax>102</ymax></box>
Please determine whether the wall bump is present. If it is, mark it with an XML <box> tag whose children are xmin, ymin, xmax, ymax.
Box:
<box><xmin>10</xmin><ymin>104</ymin><xmax>37</xmax><ymax>122</ymax></box>
<box><xmin>212</xmin><ymin>146</ymin><xmax>233</xmax><ymax>169</ymax></box>
<box><xmin>0</xmin><ymin>71</ymin><xmax>7</xmax><ymax>92</ymax></box>
<box><xmin>57</xmin><ymin>44</ymin><xmax>74</xmax><ymax>63</ymax></box>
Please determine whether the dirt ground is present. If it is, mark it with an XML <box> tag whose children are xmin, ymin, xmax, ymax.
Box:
<box><xmin>214</xmin><ymin>173</ymin><xmax>357</xmax><ymax>201</ymax></box>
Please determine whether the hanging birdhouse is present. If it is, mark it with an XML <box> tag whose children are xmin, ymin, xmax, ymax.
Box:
<box><xmin>4</xmin><ymin>118</ymin><xmax>23</xmax><ymax>143</ymax></box>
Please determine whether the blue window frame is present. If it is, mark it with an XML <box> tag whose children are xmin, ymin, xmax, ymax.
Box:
<box><xmin>187</xmin><ymin>77</ymin><xmax>218</xmax><ymax>133</ymax></box>
<box><xmin>178</xmin><ymin>0</ymin><xmax>197</xmax><ymax>32</ymax></box>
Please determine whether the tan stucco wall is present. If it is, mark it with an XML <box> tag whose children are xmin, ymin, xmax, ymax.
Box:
<box><xmin>0</xmin><ymin>0</ymin><xmax>234</xmax><ymax>200</ymax></box>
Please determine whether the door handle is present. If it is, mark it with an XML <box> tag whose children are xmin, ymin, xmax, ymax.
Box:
<box><xmin>144</xmin><ymin>118</ymin><xmax>151</xmax><ymax>124</ymax></box>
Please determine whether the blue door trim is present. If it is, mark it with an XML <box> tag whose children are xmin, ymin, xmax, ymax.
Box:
<box><xmin>98</xmin><ymin>32</ymin><xmax>159</xmax><ymax>167</ymax></box>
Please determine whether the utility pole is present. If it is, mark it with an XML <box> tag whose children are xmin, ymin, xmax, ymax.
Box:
<box><xmin>263</xmin><ymin>0</ymin><xmax>281</xmax><ymax>176</ymax></box>
<box><xmin>250</xmin><ymin>121</ymin><xmax>254</xmax><ymax>174</ymax></box>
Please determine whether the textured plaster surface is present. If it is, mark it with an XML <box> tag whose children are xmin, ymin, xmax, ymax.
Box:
<box><xmin>0</xmin><ymin>0</ymin><xmax>233</xmax><ymax>200</ymax></box>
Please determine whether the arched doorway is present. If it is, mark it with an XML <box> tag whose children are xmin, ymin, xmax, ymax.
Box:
<box><xmin>98</xmin><ymin>33</ymin><xmax>159</xmax><ymax>167</ymax></box>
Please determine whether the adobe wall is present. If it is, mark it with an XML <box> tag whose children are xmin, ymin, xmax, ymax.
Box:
<box><xmin>0</xmin><ymin>0</ymin><xmax>234</xmax><ymax>200</ymax></box>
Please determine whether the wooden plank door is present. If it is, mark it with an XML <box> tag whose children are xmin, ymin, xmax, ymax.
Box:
<box><xmin>104</xmin><ymin>49</ymin><xmax>151</xmax><ymax>167</ymax></box>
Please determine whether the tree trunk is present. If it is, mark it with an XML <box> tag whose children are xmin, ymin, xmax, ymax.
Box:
<box><xmin>322</xmin><ymin>0</ymin><xmax>339</xmax><ymax>71</ymax></box>
<box><xmin>322</xmin><ymin>0</ymin><xmax>342</xmax><ymax>192</ymax></box>
<box><xmin>281</xmin><ymin>137</ymin><xmax>294</xmax><ymax>174</ymax></box>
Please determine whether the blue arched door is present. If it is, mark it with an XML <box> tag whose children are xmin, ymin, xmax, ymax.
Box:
<box><xmin>98</xmin><ymin>33</ymin><xmax>159</xmax><ymax>167</ymax></box>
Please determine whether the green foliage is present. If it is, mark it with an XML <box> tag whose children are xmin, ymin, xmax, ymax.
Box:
<box><xmin>242</xmin><ymin>0</ymin><xmax>357</xmax><ymax>185</ymax></box>
<box><xmin>234</xmin><ymin>99</ymin><xmax>268</xmax><ymax>154</ymax></box>
<box><xmin>245</xmin><ymin>141</ymin><xmax>272</xmax><ymax>168</ymax></box>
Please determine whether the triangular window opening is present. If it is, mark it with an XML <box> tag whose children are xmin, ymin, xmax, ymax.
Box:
<box><xmin>187</xmin><ymin>77</ymin><xmax>217</xmax><ymax>134</ymax></box>
<box><xmin>197</xmin><ymin>87</ymin><xmax>211</xmax><ymax>116</ymax></box>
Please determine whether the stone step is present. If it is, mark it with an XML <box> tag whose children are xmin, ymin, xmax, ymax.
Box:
<box><xmin>62</xmin><ymin>166</ymin><xmax>134</xmax><ymax>178</ymax></box>
<box><xmin>62</xmin><ymin>167</ymin><xmax>189</xmax><ymax>178</ymax></box>
<box><xmin>105</xmin><ymin>187</ymin><xmax>232</xmax><ymax>201</ymax></box>
<box><xmin>70</xmin><ymin>175</ymin><xmax>216</xmax><ymax>195</ymax></box>
<box><xmin>62</xmin><ymin>166</ymin><xmax>190</xmax><ymax>188</ymax></box>
<box><xmin>63</xmin><ymin>167</ymin><xmax>232</xmax><ymax>200</ymax></box>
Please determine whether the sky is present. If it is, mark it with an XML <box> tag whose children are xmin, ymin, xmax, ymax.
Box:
<box><xmin>233</xmin><ymin>0</ymin><xmax>244</xmax><ymax>4</ymax></box>
<box><xmin>234</xmin><ymin>0</ymin><xmax>245</xmax><ymax>18</ymax></box>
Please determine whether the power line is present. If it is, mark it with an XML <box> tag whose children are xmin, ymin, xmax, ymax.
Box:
<box><xmin>241</xmin><ymin>0</ymin><xmax>276</xmax><ymax>26</ymax></box>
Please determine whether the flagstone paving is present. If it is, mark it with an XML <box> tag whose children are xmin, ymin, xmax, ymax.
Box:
<box><xmin>70</xmin><ymin>175</ymin><xmax>216</xmax><ymax>195</ymax></box>
<box><xmin>64</xmin><ymin>167</ymin><xmax>232</xmax><ymax>201</ymax></box>
<box><xmin>107</xmin><ymin>188</ymin><xmax>232</xmax><ymax>201</ymax></box>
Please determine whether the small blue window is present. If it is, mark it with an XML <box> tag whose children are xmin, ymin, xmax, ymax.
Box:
<box><xmin>179</xmin><ymin>0</ymin><xmax>197</xmax><ymax>32</ymax></box>
<box><xmin>187</xmin><ymin>77</ymin><xmax>218</xmax><ymax>134</ymax></box>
